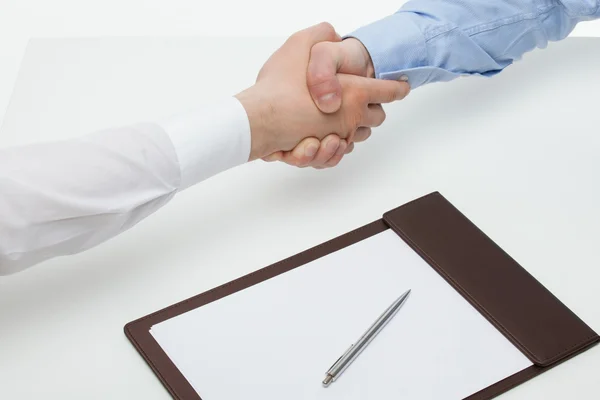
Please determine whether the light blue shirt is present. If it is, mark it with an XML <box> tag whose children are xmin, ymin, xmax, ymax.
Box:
<box><xmin>349</xmin><ymin>0</ymin><xmax>600</xmax><ymax>89</ymax></box>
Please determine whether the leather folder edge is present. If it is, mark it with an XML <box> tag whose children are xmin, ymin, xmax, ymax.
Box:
<box><xmin>382</xmin><ymin>191</ymin><xmax>599</xmax><ymax>369</ymax></box>
<box><xmin>465</xmin><ymin>341</ymin><xmax>598</xmax><ymax>400</ymax></box>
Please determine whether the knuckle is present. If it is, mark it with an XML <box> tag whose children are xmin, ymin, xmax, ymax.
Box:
<box><xmin>317</xmin><ymin>22</ymin><xmax>335</xmax><ymax>35</ymax></box>
<box><xmin>384</xmin><ymin>89</ymin><xmax>397</xmax><ymax>103</ymax></box>
<box><xmin>327</xmin><ymin>156</ymin><xmax>342</xmax><ymax>167</ymax></box>
<box><xmin>310</xmin><ymin>41</ymin><xmax>326</xmax><ymax>56</ymax></box>
<box><xmin>356</xmin><ymin>89</ymin><xmax>369</xmax><ymax>105</ymax></box>
<box><xmin>288</xmin><ymin>154</ymin><xmax>305</xmax><ymax>167</ymax></box>
<box><xmin>309</xmin><ymin>69</ymin><xmax>333</xmax><ymax>86</ymax></box>
<box><xmin>345</xmin><ymin>87</ymin><xmax>366</xmax><ymax>107</ymax></box>
<box><xmin>355</xmin><ymin>109</ymin><xmax>365</xmax><ymax>128</ymax></box>
<box><xmin>297</xmin><ymin>158</ymin><xmax>311</xmax><ymax>168</ymax></box>
<box><xmin>346</xmin><ymin>110</ymin><xmax>363</xmax><ymax>132</ymax></box>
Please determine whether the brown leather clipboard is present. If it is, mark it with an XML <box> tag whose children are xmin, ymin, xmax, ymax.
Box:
<box><xmin>125</xmin><ymin>192</ymin><xmax>599</xmax><ymax>399</ymax></box>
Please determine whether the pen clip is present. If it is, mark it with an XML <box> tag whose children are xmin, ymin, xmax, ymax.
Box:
<box><xmin>327</xmin><ymin>344</ymin><xmax>354</xmax><ymax>373</ymax></box>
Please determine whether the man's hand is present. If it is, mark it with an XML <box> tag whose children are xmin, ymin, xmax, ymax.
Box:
<box><xmin>307</xmin><ymin>38</ymin><xmax>375</xmax><ymax>113</ymax></box>
<box><xmin>261</xmin><ymin>127</ymin><xmax>371</xmax><ymax>168</ymax></box>
<box><xmin>234</xmin><ymin>23</ymin><xmax>409</xmax><ymax>162</ymax></box>
<box><xmin>265</xmin><ymin>37</ymin><xmax>409</xmax><ymax>169</ymax></box>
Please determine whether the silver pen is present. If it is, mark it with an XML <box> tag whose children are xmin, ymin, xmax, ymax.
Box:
<box><xmin>322</xmin><ymin>289</ymin><xmax>411</xmax><ymax>387</ymax></box>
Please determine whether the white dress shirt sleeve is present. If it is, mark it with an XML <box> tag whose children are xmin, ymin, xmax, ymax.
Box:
<box><xmin>0</xmin><ymin>96</ymin><xmax>251</xmax><ymax>275</ymax></box>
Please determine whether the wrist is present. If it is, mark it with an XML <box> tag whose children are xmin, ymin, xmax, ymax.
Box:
<box><xmin>342</xmin><ymin>38</ymin><xmax>375</xmax><ymax>78</ymax></box>
<box><xmin>235</xmin><ymin>84</ymin><xmax>275</xmax><ymax>161</ymax></box>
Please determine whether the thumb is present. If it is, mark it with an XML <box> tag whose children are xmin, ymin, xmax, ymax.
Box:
<box><xmin>345</xmin><ymin>75</ymin><xmax>410</xmax><ymax>104</ymax></box>
<box><xmin>307</xmin><ymin>42</ymin><xmax>344</xmax><ymax>114</ymax></box>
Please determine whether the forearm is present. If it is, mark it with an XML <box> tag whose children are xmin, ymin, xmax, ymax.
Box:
<box><xmin>0</xmin><ymin>20</ymin><xmax>405</xmax><ymax>274</ymax></box>
<box><xmin>350</xmin><ymin>0</ymin><xmax>600</xmax><ymax>88</ymax></box>
<box><xmin>0</xmin><ymin>97</ymin><xmax>250</xmax><ymax>275</ymax></box>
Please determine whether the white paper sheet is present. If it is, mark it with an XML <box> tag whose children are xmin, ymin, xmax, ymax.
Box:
<box><xmin>151</xmin><ymin>230</ymin><xmax>532</xmax><ymax>399</ymax></box>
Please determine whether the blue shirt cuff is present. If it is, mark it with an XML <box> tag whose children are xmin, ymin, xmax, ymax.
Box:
<box><xmin>346</xmin><ymin>13</ymin><xmax>460</xmax><ymax>89</ymax></box>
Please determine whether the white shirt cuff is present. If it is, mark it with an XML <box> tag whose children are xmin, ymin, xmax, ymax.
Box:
<box><xmin>158</xmin><ymin>96</ymin><xmax>251</xmax><ymax>191</ymax></box>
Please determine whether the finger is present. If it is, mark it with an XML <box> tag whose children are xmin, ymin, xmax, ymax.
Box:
<box><xmin>307</xmin><ymin>42</ymin><xmax>344</xmax><ymax>114</ymax></box>
<box><xmin>314</xmin><ymin>138</ymin><xmax>347</xmax><ymax>169</ymax></box>
<box><xmin>279</xmin><ymin>137</ymin><xmax>321</xmax><ymax>167</ymax></box>
<box><xmin>324</xmin><ymin>139</ymin><xmax>348</xmax><ymax>168</ymax></box>
<box><xmin>353</xmin><ymin>127</ymin><xmax>372</xmax><ymax>143</ymax></box>
<box><xmin>345</xmin><ymin>142</ymin><xmax>355</xmax><ymax>154</ymax></box>
<box><xmin>308</xmin><ymin>134</ymin><xmax>341</xmax><ymax>167</ymax></box>
<box><xmin>362</xmin><ymin>104</ymin><xmax>386</xmax><ymax>128</ymax></box>
<box><xmin>341</xmin><ymin>75</ymin><xmax>410</xmax><ymax>104</ymax></box>
<box><xmin>365</xmin><ymin>78</ymin><xmax>410</xmax><ymax>104</ymax></box>
<box><xmin>262</xmin><ymin>151</ymin><xmax>283</xmax><ymax>162</ymax></box>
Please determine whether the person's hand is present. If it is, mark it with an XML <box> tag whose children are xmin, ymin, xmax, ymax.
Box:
<box><xmin>261</xmin><ymin>130</ymin><xmax>369</xmax><ymax>168</ymax></box>
<box><xmin>265</xmin><ymin>37</ymin><xmax>408</xmax><ymax>168</ymax></box>
<box><xmin>307</xmin><ymin>37</ymin><xmax>376</xmax><ymax>113</ymax></box>
<box><xmin>234</xmin><ymin>23</ymin><xmax>409</xmax><ymax>162</ymax></box>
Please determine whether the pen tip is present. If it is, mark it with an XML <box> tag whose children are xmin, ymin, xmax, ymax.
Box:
<box><xmin>322</xmin><ymin>375</ymin><xmax>333</xmax><ymax>387</ymax></box>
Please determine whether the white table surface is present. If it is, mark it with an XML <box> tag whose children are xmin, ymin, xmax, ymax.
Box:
<box><xmin>0</xmin><ymin>36</ymin><xmax>599</xmax><ymax>399</ymax></box>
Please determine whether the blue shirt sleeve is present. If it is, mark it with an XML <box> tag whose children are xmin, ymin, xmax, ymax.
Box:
<box><xmin>348</xmin><ymin>0</ymin><xmax>600</xmax><ymax>89</ymax></box>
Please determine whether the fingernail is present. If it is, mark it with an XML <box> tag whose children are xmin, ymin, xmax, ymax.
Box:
<box><xmin>319</xmin><ymin>93</ymin><xmax>336</xmax><ymax>103</ymax></box>
<box><xmin>305</xmin><ymin>143</ymin><xmax>318</xmax><ymax>157</ymax></box>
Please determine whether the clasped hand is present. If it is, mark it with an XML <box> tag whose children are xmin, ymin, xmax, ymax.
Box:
<box><xmin>235</xmin><ymin>23</ymin><xmax>410</xmax><ymax>168</ymax></box>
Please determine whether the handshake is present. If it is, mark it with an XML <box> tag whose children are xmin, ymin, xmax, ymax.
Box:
<box><xmin>235</xmin><ymin>22</ymin><xmax>410</xmax><ymax>169</ymax></box>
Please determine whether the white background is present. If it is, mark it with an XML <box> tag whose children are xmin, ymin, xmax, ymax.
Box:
<box><xmin>1</xmin><ymin>1</ymin><xmax>600</xmax><ymax>400</ymax></box>
<box><xmin>1</xmin><ymin>0</ymin><xmax>600</xmax><ymax>127</ymax></box>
